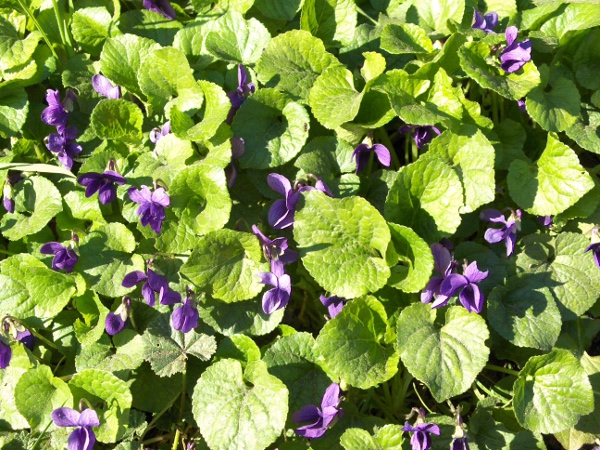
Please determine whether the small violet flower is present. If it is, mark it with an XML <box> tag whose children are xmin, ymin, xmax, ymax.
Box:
<box><xmin>122</xmin><ymin>267</ymin><xmax>181</xmax><ymax>307</ymax></box>
<box><xmin>143</xmin><ymin>0</ymin><xmax>176</xmax><ymax>19</ymax></box>
<box><xmin>225</xmin><ymin>137</ymin><xmax>245</xmax><ymax>188</ymax></box>
<box><xmin>227</xmin><ymin>65</ymin><xmax>255</xmax><ymax>124</ymax></box>
<box><xmin>399</xmin><ymin>125</ymin><xmax>441</xmax><ymax>150</ymax></box>
<box><xmin>172</xmin><ymin>296</ymin><xmax>199</xmax><ymax>333</ymax></box>
<box><xmin>352</xmin><ymin>143</ymin><xmax>391</xmax><ymax>174</ymax></box>
<box><xmin>41</xmin><ymin>89</ymin><xmax>76</xmax><ymax>133</ymax></box>
<box><xmin>472</xmin><ymin>10</ymin><xmax>498</xmax><ymax>33</ymax></box>
<box><xmin>452</xmin><ymin>437</ymin><xmax>471</xmax><ymax>450</ymax></box>
<box><xmin>128</xmin><ymin>185</ymin><xmax>170</xmax><ymax>234</ymax></box>
<box><xmin>0</xmin><ymin>340</ymin><xmax>11</xmax><ymax>369</ymax></box>
<box><xmin>3</xmin><ymin>183</ymin><xmax>14</xmax><ymax>213</ymax></box>
<box><xmin>292</xmin><ymin>383</ymin><xmax>343</xmax><ymax>439</ymax></box>
<box><xmin>585</xmin><ymin>228</ymin><xmax>600</xmax><ymax>269</ymax></box>
<box><xmin>40</xmin><ymin>242</ymin><xmax>78</xmax><ymax>273</ymax></box>
<box><xmin>267</xmin><ymin>174</ymin><xmax>331</xmax><ymax>230</ymax></box>
<box><xmin>105</xmin><ymin>297</ymin><xmax>131</xmax><ymax>336</ymax></box>
<box><xmin>517</xmin><ymin>98</ymin><xmax>527</xmax><ymax>113</ymax></box>
<box><xmin>92</xmin><ymin>74</ymin><xmax>121</xmax><ymax>99</ymax></box>
<box><xmin>252</xmin><ymin>225</ymin><xmax>298</xmax><ymax>266</ymax></box>
<box><xmin>45</xmin><ymin>126</ymin><xmax>83</xmax><ymax>170</ymax></box>
<box><xmin>421</xmin><ymin>243</ymin><xmax>457</xmax><ymax>308</ymax></box>
<box><xmin>319</xmin><ymin>295</ymin><xmax>346</xmax><ymax>319</ymax></box>
<box><xmin>439</xmin><ymin>261</ymin><xmax>489</xmax><ymax>313</ymax></box>
<box><xmin>402</xmin><ymin>409</ymin><xmax>440</xmax><ymax>450</ymax></box>
<box><xmin>480</xmin><ymin>208</ymin><xmax>521</xmax><ymax>257</ymax></box>
<box><xmin>150</xmin><ymin>121</ymin><xmax>171</xmax><ymax>144</ymax></box>
<box><xmin>257</xmin><ymin>261</ymin><xmax>292</xmax><ymax>314</ymax></box>
<box><xmin>78</xmin><ymin>170</ymin><xmax>126</xmax><ymax>205</ymax></box>
<box><xmin>51</xmin><ymin>407</ymin><xmax>100</xmax><ymax>450</ymax></box>
<box><xmin>538</xmin><ymin>215</ymin><xmax>553</xmax><ymax>227</ymax></box>
<box><xmin>500</xmin><ymin>26</ymin><xmax>532</xmax><ymax>73</ymax></box>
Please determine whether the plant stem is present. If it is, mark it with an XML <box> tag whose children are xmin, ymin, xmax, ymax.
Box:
<box><xmin>172</xmin><ymin>429</ymin><xmax>181</xmax><ymax>450</ymax></box>
<box><xmin>412</xmin><ymin>382</ymin><xmax>434</xmax><ymax>414</ymax></box>
<box><xmin>16</xmin><ymin>0</ymin><xmax>60</xmax><ymax>61</ymax></box>
<box><xmin>30</xmin><ymin>419</ymin><xmax>53</xmax><ymax>450</ymax></box>
<box><xmin>355</xmin><ymin>5</ymin><xmax>378</xmax><ymax>26</ymax></box>
<box><xmin>34</xmin><ymin>144</ymin><xmax>46</xmax><ymax>163</ymax></box>
<box><xmin>485</xmin><ymin>363</ymin><xmax>520</xmax><ymax>377</ymax></box>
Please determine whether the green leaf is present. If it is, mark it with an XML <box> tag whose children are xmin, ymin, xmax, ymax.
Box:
<box><xmin>0</xmin><ymin>254</ymin><xmax>77</xmax><ymax>323</ymax></box>
<box><xmin>77</xmin><ymin>223</ymin><xmax>146</xmax><ymax>297</ymax></box>
<box><xmin>360</xmin><ymin>52</ymin><xmax>386</xmax><ymax>85</ymax></box>
<box><xmin>514</xmin><ymin>349</ymin><xmax>594</xmax><ymax>434</ymax></box>
<box><xmin>15</xmin><ymin>365</ymin><xmax>73</xmax><ymax>431</ymax></box>
<box><xmin>316</xmin><ymin>296</ymin><xmax>398</xmax><ymax>389</ymax></box>
<box><xmin>180</xmin><ymin>229</ymin><xmax>269</xmax><ymax>303</ymax></box>
<box><xmin>409</xmin><ymin>0</ymin><xmax>465</xmax><ymax>36</ymax></box>
<box><xmin>142</xmin><ymin>312</ymin><xmax>217</xmax><ymax>377</ymax></box>
<box><xmin>487</xmin><ymin>273</ymin><xmax>562</xmax><ymax>351</ymax></box>
<box><xmin>130</xmin><ymin>363</ymin><xmax>182</xmax><ymax>412</ymax></box>
<box><xmin>0</xmin><ymin>343</ymin><xmax>34</xmax><ymax>430</ymax></box>
<box><xmin>76</xmin><ymin>332</ymin><xmax>146</xmax><ymax>374</ymax></box>
<box><xmin>384</xmin><ymin>157</ymin><xmax>463</xmax><ymax>243</ymax></box>
<box><xmin>300</xmin><ymin>0</ymin><xmax>357</xmax><ymax>47</ymax></box>
<box><xmin>205</xmin><ymin>11</ymin><xmax>271</xmax><ymax>64</ymax></box>
<box><xmin>90</xmin><ymin>99</ymin><xmax>143</xmax><ymax>143</ymax></box>
<box><xmin>526</xmin><ymin>77</ymin><xmax>581</xmax><ymax>133</ymax></box>
<box><xmin>507</xmin><ymin>133</ymin><xmax>594</xmax><ymax>216</ymax></box>
<box><xmin>73</xmin><ymin>290</ymin><xmax>109</xmax><ymax>346</ymax></box>
<box><xmin>0</xmin><ymin>162</ymin><xmax>76</xmax><ymax>178</ymax></box>
<box><xmin>71</xmin><ymin>7</ymin><xmax>112</xmax><ymax>56</ymax></box>
<box><xmin>173</xmin><ymin>19</ymin><xmax>218</xmax><ymax>71</ymax></box>
<box><xmin>539</xmin><ymin>3</ymin><xmax>600</xmax><ymax>43</ymax></box>
<box><xmin>424</xmin><ymin>125</ymin><xmax>496</xmax><ymax>213</ymax></box>
<box><xmin>397</xmin><ymin>303</ymin><xmax>490</xmax><ymax>402</ymax></box>
<box><xmin>308</xmin><ymin>65</ymin><xmax>364</xmax><ymax>129</ymax></box>
<box><xmin>256</xmin><ymin>30</ymin><xmax>339</xmax><ymax>102</ymax></box>
<box><xmin>573</xmin><ymin>29</ymin><xmax>600</xmax><ymax>90</ymax></box>
<box><xmin>294</xmin><ymin>191</ymin><xmax>391</xmax><ymax>297</ymax></box>
<box><xmin>380</xmin><ymin>23</ymin><xmax>434</xmax><ymax>54</ymax></box>
<box><xmin>69</xmin><ymin>369</ymin><xmax>132</xmax><ymax>443</ymax></box>
<box><xmin>100</xmin><ymin>34</ymin><xmax>160</xmax><ymax>98</ymax></box>
<box><xmin>118</xmin><ymin>10</ymin><xmax>182</xmax><ymax>47</ymax></box>
<box><xmin>458</xmin><ymin>42</ymin><xmax>540</xmax><ymax>100</ymax></box>
<box><xmin>263</xmin><ymin>332</ymin><xmax>332</xmax><ymax>415</ymax></box>
<box><xmin>340</xmin><ymin>425</ymin><xmax>404</xmax><ymax>450</ymax></box>
<box><xmin>255</xmin><ymin>0</ymin><xmax>303</xmax><ymax>21</ymax></box>
<box><xmin>233</xmin><ymin>89</ymin><xmax>310</xmax><ymax>169</ymax></box>
<box><xmin>294</xmin><ymin>136</ymin><xmax>356</xmax><ymax>185</ymax></box>
<box><xmin>0</xmin><ymin>87</ymin><xmax>29</xmax><ymax>138</ymax></box>
<box><xmin>387</xmin><ymin>223</ymin><xmax>433</xmax><ymax>293</ymax></box>
<box><xmin>192</xmin><ymin>359</ymin><xmax>288</xmax><ymax>450</ymax></box>
<box><xmin>494</xmin><ymin>118</ymin><xmax>529</xmax><ymax>170</ymax></box>
<box><xmin>215</xmin><ymin>334</ymin><xmax>261</xmax><ymax>366</ymax></box>
<box><xmin>566</xmin><ymin>106</ymin><xmax>600</xmax><ymax>154</ymax></box>
<box><xmin>0</xmin><ymin>18</ymin><xmax>40</xmax><ymax>71</ymax></box>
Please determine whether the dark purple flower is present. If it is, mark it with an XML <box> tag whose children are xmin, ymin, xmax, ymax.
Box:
<box><xmin>225</xmin><ymin>137</ymin><xmax>245</xmax><ymax>188</ymax></box>
<box><xmin>352</xmin><ymin>143</ymin><xmax>391</xmax><ymax>173</ymax></box>
<box><xmin>227</xmin><ymin>65</ymin><xmax>255</xmax><ymax>124</ymax></box>
<box><xmin>538</xmin><ymin>215</ymin><xmax>552</xmax><ymax>227</ymax></box>
<box><xmin>399</xmin><ymin>125</ymin><xmax>441</xmax><ymax>149</ymax></box>
<box><xmin>45</xmin><ymin>126</ymin><xmax>82</xmax><ymax>170</ymax></box>
<box><xmin>16</xmin><ymin>329</ymin><xmax>36</xmax><ymax>350</ymax></box>
<box><xmin>480</xmin><ymin>208</ymin><xmax>521</xmax><ymax>257</ymax></box>
<box><xmin>128</xmin><ymin>185</ymin><xmax>170</xmax><ymax>234</ymax></box>
<box><xmin>252</xmin><ymin>225</ymin><xmax>298</xmax><ymax>266</ymax></box>
<box><xmin>438</xmin><ymin>261</ymin><xmax>489</xmax><ymax>313</ymax></box>
<box><xmin>41</xmin><ymin>89</ymin><xmax>76</xmax><ymax>133</ymax></box>
<box><xmin>257</xmin><ymin>261</ymin><xmax>292</xmax><ymax>314</ymax></box>
<box><xmin>472</xmin><ymin>10</ymin><xmax>498</xmax><ymax>33</ymax></box>
<box><xmin>452</xmin><ymin>437</ymin><xmax>470</xmax><ymax>450</ymax></box>
<box><xmin>586</xmin><ymin>242</ymin><xmax>600</xmax><ymax>269</ymax></box>
<box><xmin>40</xmin><ymin>242</ymin><xmax>78</xmax><ymax>273</ymax></box>
<box><xmin>122</xmin><ymin>268</ymin><xmax>181</xmax><ymax>307</ymax></box>
<box><xmin>402</xmin><ymin>421</ymin><xmax>441</xmax><ymax>450</ymax></box>
<box><xmin>92</xmin><ymin>74</ymin><xmax>121</xmax><ymax>99</ymax></box>
<box><xmin>51</xmin><ymin>407</ymin><xmax>99</xmax><ymax>450</ymax></box>
<box><xmin>517</xmin><ymin>98</ymin><xmax>527</xmax><ymax>113</ymax></box>
<box><xmin>3</xmin><ymin>183</ymin><xmax>14</xmax><ymax>213</ymax></box>
<box><xmin>0</xmin><ymin>340</ymin><xmax>11</xmax><ymax>369</ymax></box>
<box><xmin>150</xmin><ymin>121</ymin><xmax>171</xmax><ymax>144</ymax></box>
<box><xmin>143</xmin><ymin>0</ymin><xmax>176</xmax><ymax>18</ymax></box>
<box><xmin>172</xmin><ymin>296</ymin><xmax>199</xmax><ymax>333</ymax></box>
<box><xmin>78</xmin><ymin>171</ymin><xmax>126</xmax><ymax>205</ymax></box>
<box><xmin>105</xmin><ymin>297</ymin><xmax>131</xmax><ymax>336</ymax></box>
<box><xmin>319</xmin><ymin>295</ymin><xmax>345</xmax><ymax>319</ymax></box>
<box><xmin>293</xmin><ymin>383</ymin><xmax>343</xmax><ymax>439</ymax></box>
<box><xmin>500</xmin><ymin>26</ymin><xmax>532</xmax><ymax>73</ymax></box>
<box><xmin>422</xmin><ymin>243</ymin><xmax>457</xmax><ymax>307</ymax></box>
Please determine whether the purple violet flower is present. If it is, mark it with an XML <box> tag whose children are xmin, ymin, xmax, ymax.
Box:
<box><xmin>319</xmin><ymin>295</ymin><xmax>345</xmax><ymax>319</ymax></box>
<box><xmin>399</xmin><ymin>125</ymin><xmax>441</xmax><ymax>150</ymax></box>
<box><xmin>172</xmin><ymin>296</ymin><xmax>199</xmax><ymax>333</ymax></box>
<box><xmin>16</xmin><ymin>329</ymin><xmax>36</xmax><ymax>350</ymax></box>
<box><xmin>78</xmin><ymin>170</ymin><xmax>127</xmax><ymax>205</ymax></box>
<box><xmin>472</xmin><ymin>10</ymin><xmax>498</xmax><ymax>33</ymax></box>
<box><xmin>143</xmin><ymin>0</ymin><xmax>176</xmax><ymax>19</ymax></box>
<box><xmin>92</xmin><ymin>74</ymin><xmax>122</xmax><ymax>99</ymax></box>
<box><xmin>45</xmin><ymin>126</ymin><xmax>83</xmax><ymax>170</ymax></box>
<box><xmin>292</xmin><ymin>383</ymin><xmax>343</xmax><ymax>439</ymax></box>
<box><xmin>585</xmin><ymin>229</ymin><xmax>600</xmax><ymax>269</ymax></box>
<box><xmin>402</xmin><ymin>420</ymin><xmax>441</xmax><ymax>450</ymax></box>
<box><xmin>438</xmin><ymin>261</ymin><xmax>489</xmax><ymax>313</ymax></box>
<box><xmin>41</xmin><ymin>89</ymin><xmax>76</xmax><ymax>133</ymax></box>
<box><xmin>517</xmin><ymin>98</ymin><xmax>527</xmax><ymax>113</ymax></box>
<box><xmin>128</xmin><ymin>185</ymin><xmax>170</xmax><ymax>234</ymax></box>
<box><xmin>0</xmin><ymin>340</ymin><xmax>11</xmax><ymax>369</ymax></box>
<box><xmin>51</xmin><ymin>407</ymin><xmax>100</xmax><ymax>450</ymax></box>
<box><xmin>227</xmin><ymin>65</ymin><xmax>255</xmax><ymax>124</ymax></box>
<box><xmin>122</xmin><ymin>268</ymin><xmax>181</xmax><ymax>307</ymax></box>
<box><xmin>3</xmin><ymin>183</ymin><xmax>14</xmax><ymax>213</ymax></box>
<box><xmin>150</xmin><ymin>121</ymin><xmax>171</xmax><ymax>144</ymax></box>
<box><xmin>452</xmin><ymin>437</ymin><xmax>471</xmax><ymax>450</ymax></box>
<box><xmin>252</xmin><ymin>225</ymin><xmax>298</xmax><ymax>266</ymax></box>
<box><xmin>352</xmin><ymin>143</ymin><xmax>391</xmax><ymax>173</ymax></box>
<box><xmin>421</xmin><ymin>243</ymin><xmax>457</xmax><ymax>308</ymax></box>
<box><xmin>40</xmin><ymin>242</ymin><xmax>78</xmax><ymax>273</ymax></box>
<box><xmin>500</xmin><ymin>26</ymin><xmax>532</xmax><ymax>73</ymax></box>
<box><xmin>225</xmin><ymin>137</ymin><xmax>245</xmax><ymax>188</ymax></box>
<box><xmin>257</xmin><ymin>261</ymin><xmax>292</xmax><ymax>314</ymax></box>
<box><xmin>480</xmin><ymin>208</ymin><xmax>521</xmax><ymax>257</ymax></box>
<box><xmin>105</xmin><ymin>297</ymin><xmax>131</xmax><ymax>336</ymax></box>
<box><xmin>538</xmin><ymin>215</ymin><xmax>553</xmax><ymax>227</ymax></box>
<box><xmin>267</xmin><ymin>174</ymin><xmax>331</xmax><ymax>229</ymax></box>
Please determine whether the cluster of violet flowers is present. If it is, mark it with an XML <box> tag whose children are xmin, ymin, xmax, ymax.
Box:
<box><xmin>41</xmin><ymin>89</ymin><xmax>82</xmax><ymax>169</ymax></box>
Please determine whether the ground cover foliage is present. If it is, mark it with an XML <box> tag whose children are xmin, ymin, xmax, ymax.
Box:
<box><xmin>0</xmin><ymin>0</ymin><xmax>599</xmax><ymax>449</ymax></box>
